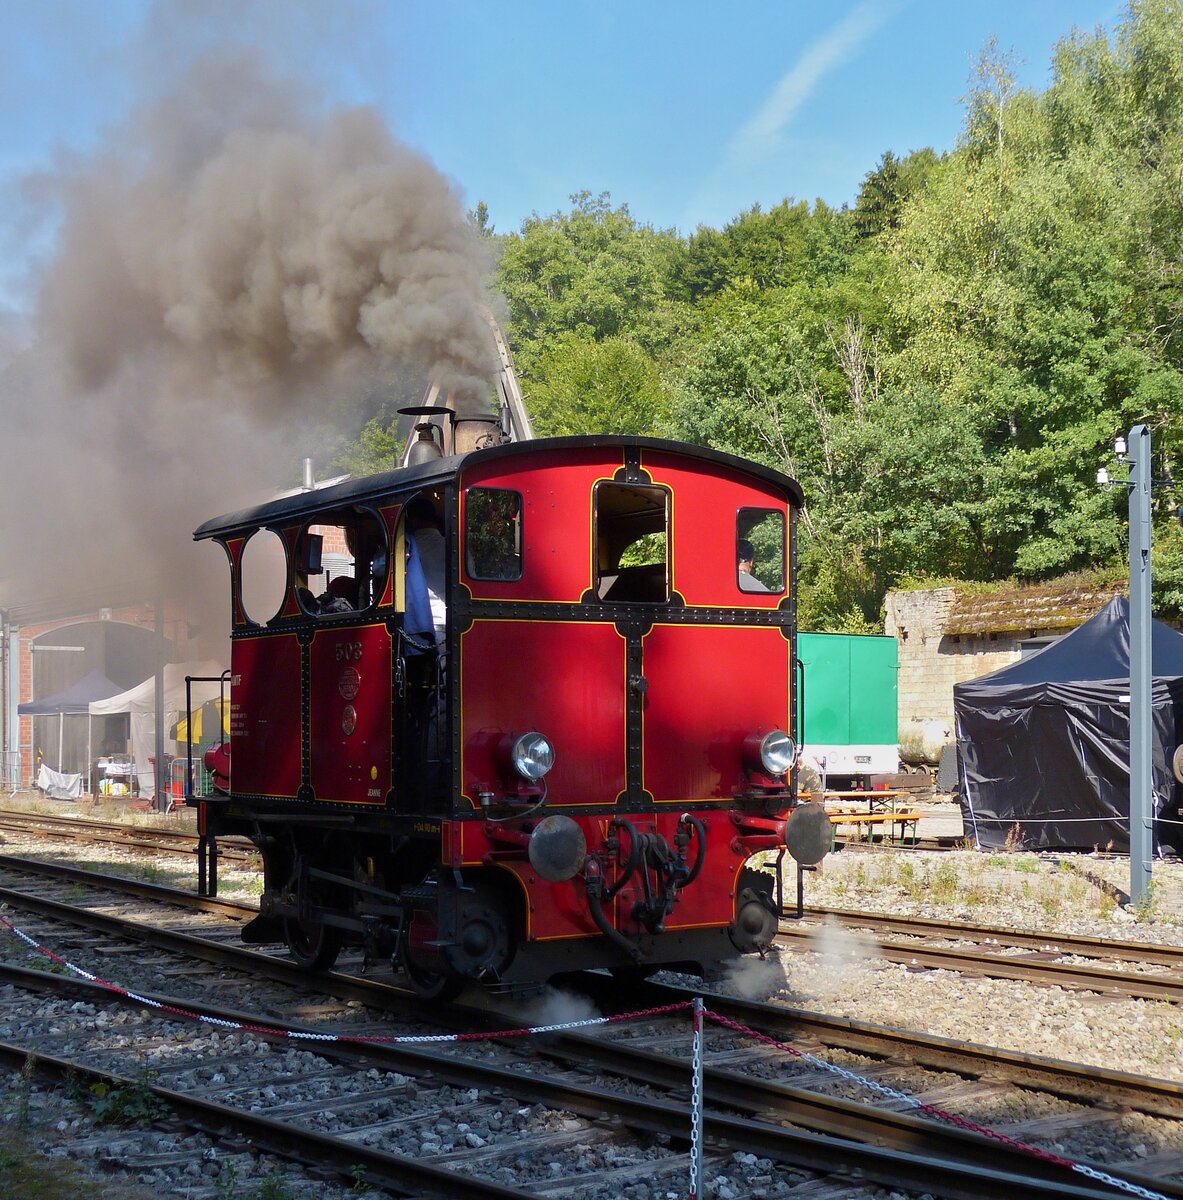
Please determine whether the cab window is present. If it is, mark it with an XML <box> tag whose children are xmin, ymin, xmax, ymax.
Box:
<box><xmin>296</xmin><ymin>506</ymin><xmax>387</xmax><ymax>616</ymax></box>
<box><xmin>595</xmin><ymin>482</ymin><xmax>670</xmax><ymax>602</ymax></box>
<box><xmin>240</xmin><ymin>528</ymin><xmax>288</xmax><ymax>625</ymax></box>
<box><xmin>737</xmin><ymin>508</ymin><xmax>785</xmax><ymax>594</ymax></box>
<box><xmin>465</xmin><ymin>488</ymin><xmax>522</xmax><ymax>580</ymax></box>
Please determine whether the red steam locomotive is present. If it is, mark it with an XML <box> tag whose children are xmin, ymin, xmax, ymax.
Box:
<box><xmin>190</xmin><ymin>424</ymin><xmax>826</xmax><ymax>997</ymax></box>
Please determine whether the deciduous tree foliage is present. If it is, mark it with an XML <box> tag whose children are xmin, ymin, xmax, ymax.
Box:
<box><xmin>496</xmin><ymin>191</ymin><xmax>689</xmax><ymax>363</ymax></box>
<box><xmin>342</xmin><ymin>0</ymin><xmax>1183</xmax><ymax>629</ymax></box>
<box><xmin>526</xmin><ymin>332</ymin><xmax>670</xmax><ymax>437</ymax></box>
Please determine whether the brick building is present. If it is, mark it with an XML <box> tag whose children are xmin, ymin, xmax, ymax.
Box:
<box><xmin>1</xmin><ymin>596</ymin><xmax>199</xmax><ymax>789</ymax></box>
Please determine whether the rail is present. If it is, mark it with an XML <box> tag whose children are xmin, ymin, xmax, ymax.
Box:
<box><xmin>0</xmin><ymin>858</ymin><xmax>1160</xmax><ymax>1199</ymax></box>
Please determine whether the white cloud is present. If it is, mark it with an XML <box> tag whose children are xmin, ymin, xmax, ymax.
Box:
<box><xmin>728</xmin><ymin>1</ymin><xmax>894</xmax><ymax>167</ymax></box>
<box><xmin>680</xmin><ymin>1</ymin><xmax>896</xmax><ymax>229</ymax></box>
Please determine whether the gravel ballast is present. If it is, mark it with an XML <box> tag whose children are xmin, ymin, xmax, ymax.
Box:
<box><xmin>4</xmin><ymin>793</ymin><xmax>1183</xmax><ymax>1197</ymax></box>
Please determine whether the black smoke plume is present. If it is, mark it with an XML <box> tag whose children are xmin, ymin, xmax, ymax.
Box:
<box><xmin>0</xmin><ymin>49</ymin><xmax>495</xmax><ymax>647</ymax></box>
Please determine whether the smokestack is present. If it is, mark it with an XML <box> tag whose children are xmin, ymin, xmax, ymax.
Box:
<box><xmin>302</xmin><ymin>458</ymin><xmax>315</xmax><ymax>491</ymax></box>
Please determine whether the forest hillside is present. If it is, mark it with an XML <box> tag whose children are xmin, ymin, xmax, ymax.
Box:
<box><xmin>348</xmin><ymin>0</ymin><xmax>1183</xmax><ymax>632</ymax></box>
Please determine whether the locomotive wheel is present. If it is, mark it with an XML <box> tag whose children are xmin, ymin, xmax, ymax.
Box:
<box><xmin>399</xmin><ymin>904</ymin><xmax>466</xmax><ymax>1000</ymax></box>
<box><xmin>282</xmin><ymin>868</ymin><xmax>344</xmax><ymax>971</ymax></box>
<box><xmin>284</xmin><ymin>911</ymin><xmax>344</xmax><ymax>971</ymax></box>
<box><xmin>399</xmin><ymin>882</ymin><xmax>514</xmax><ymax>1000</ymax></box>
<box><xmin>400</xmin><ymin>951</ymin><xmax>464</xmax><ymax>1002</ymax></box>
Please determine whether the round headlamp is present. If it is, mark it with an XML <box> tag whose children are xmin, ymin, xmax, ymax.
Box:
<box><xmin>756</xmin><ymin>729</ymin><xmax>796</xmax><ymax>778</ymax></box>
<box><xmin>508</xmin><ymin>731</ymin><xmax>555</xmax><ymax>781</ymax></box>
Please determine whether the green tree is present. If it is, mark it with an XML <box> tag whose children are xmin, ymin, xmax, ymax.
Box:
<box><xmin>496</xmin><ymin>191</ymin><xmax>687</xmax><ymax>358</ymax></box>
<box><xmin>675</xmin><ymin>198</ymin><xmax>857</xmax><ymax>301</ymax></box>
<box><xmin>526</xmin><ymin>332</ymin><xmax>670</xmax><ymax>436</ymax></box>
<box><xmin>884</xmin><ymin>6</ymin><xmax>1183</xmax><ymax>588</ymax></box>
<box><xmin>853</xmin><ymin>148</ymin><xmax>942</xmax><ymax>239</ymax></box>
<box><xmin>467</xmin><ymin>200</ymin><xmax>494</xmax><ymax>237</ymax></box>
<box><xmin>333</xmin><ymin>412</ymin><xmax>406</xmax><ymax>475</ymax></box>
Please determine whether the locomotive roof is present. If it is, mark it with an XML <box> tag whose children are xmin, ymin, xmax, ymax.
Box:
<box><xmin>193</xmin><ymin>435</ymin><xmax>804</xmax><ymax>541</ymax></box>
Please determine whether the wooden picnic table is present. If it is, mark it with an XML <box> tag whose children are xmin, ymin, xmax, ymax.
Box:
<box><xmin>799</xmin><ymin>790</ymin><xmax>922</xmax><ymax>844</ymax></box>
<box><xmin>801</xmin><ymin>788</ymin><xmax>910</xmax><ymax>811</ymax></box>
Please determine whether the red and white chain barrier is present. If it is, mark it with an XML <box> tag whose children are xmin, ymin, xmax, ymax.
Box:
<box><xmin>704</xmin><ymin>1009</ymin><xmax>1170</xmax><ymax>1200</ymax></box>
<box><xmin>0</xmin><ymin>911</ymin><xmax>1168</xmax><ymax>1200</ymax></box>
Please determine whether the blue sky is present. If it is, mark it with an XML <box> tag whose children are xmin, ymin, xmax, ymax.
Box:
<box><xmin>0</xmin><ymin>0</ymin><xmax>1126</xmax><ymax>301</ymax></box>
<box><xmin>387</xmin><ymin>0</ymin><xmax>1125</xmax><ymax>233</ymax></box>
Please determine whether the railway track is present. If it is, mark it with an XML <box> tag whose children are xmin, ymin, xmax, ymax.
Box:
<box><xmin>2</xmin><ymin>802</ymin><xmax>1180</xmax><ymax>1007</ymax></box>
<box><xmin>777</xmin><ymin>908</ymin><xmax>1183</xmax><ymax>1003</ymax></box>
<box><xmin>8</xmin><ymin>847</ymin><xmax>1183</xmax><ymax>1114</ymax></box>
<box><xmin>0</xmin><ymin>805</ymin><xmax>256</xmax><ymax>863</ymax></box>
<box><xmin>2</xmin><ymin>963</ymin><xmax>1140</xmax><ymax>1200</ymax></box>
<box><xmin>0</xmin><ymin>855</ymin><xmax>1182</xmax><ymax>1196</ymax></box>
<box><xmin>804</xmin><ymin>905</ymin><xmax>1183</xmax><ymax>967</ymax></box>
<box><xmin>5</xmin><ymin>811</ymin><xmax>1182</xmax><ymax>1007</ymax></box>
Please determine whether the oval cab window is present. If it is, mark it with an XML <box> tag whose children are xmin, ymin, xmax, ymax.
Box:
<box><xmin>240</xmin><ymin>529</ymin><xmax>288</xmax><ymax>625</ymax></box>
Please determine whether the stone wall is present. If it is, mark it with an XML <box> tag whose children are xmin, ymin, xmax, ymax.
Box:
<box><xmin>885</xmin><ymin>589</ymin><xmax>954</xmax><ymax>726</ymax></box>
<box><xmin>883</xmin><ymin>585</ymin><xmax>1117</xmax><ymax>738</ymax></box>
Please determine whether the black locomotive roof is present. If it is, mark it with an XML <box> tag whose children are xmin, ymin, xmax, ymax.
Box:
<box><xmin>193</xmin><ymin>435</ymin><xmax>804</xmax><ymax>541</ymax></box>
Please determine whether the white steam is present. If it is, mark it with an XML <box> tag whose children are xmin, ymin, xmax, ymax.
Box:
<box><xmin>486</xmin><ymin>985</ymin><xmax>604</xmax><ymax>1031</ymax></box>
<box><xmin>723</xmin><ymin>952</ymin><xmax>788</xmax><ymax>1000</ymax></box>
<box><xmin>798</xmin><ymin>916</ymin><xmax>879</xmax><ymax>999</ymax></box>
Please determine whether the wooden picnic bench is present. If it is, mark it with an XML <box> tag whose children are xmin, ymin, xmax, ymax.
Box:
<box><xmin>825</xmin><ymin>808</ymin><xmax>923</xmax><ymax>843</ymax></box>
<box><xmin>797</xmin><ymin>789</ymin><xmax>923</xmax><ymax>845</ymax></box>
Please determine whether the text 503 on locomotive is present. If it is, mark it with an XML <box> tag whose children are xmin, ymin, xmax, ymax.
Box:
<box><xmin>190</xmin><ymin>429</ymin><xmax>828</xmax><ymax>998</ymax></box>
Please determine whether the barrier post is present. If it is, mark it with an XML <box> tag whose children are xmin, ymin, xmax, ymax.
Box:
<box><xmin>690</xmin><ymin>995</ymin><xmax>704</xmax><ymax>1199</ymax></box>
<box><xmin>1128</xmin><ymin>423</ymin><xmax>1153</xmax><ymax>909</ymax></box>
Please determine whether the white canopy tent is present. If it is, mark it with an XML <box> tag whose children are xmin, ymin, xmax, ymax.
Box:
<box><xmin>89</xmin><ymin>660</ymin><xmax>226</xmax><ymax>798</ymax></box>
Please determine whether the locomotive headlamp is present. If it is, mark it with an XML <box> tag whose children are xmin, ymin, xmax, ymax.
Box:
<box><xmin>744</xmin><ymin>729</ymin><xmax>796</xmax><ymax>778</ymax></box>
<box><xmin>506</xmin><ymin>731</ymin><xmax>555</xmax><ymax>781</ymax></box>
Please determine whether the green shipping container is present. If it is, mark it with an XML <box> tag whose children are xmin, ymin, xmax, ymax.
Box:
<box><xmin>798</xmin><ymin>633</ymin><xmax>898</xmax><ymax>771</ymax></box>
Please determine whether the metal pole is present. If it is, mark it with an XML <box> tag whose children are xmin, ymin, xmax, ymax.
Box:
<box><xmin>1129</xmin><ymin>424</ymin><xmax>1153</xmax><ymax>908</ymax></box>
<box><xmin>154</xmin><ymin>600</ymin><xmax>166</xmax><ymax>813</ymax></box>
<box><xmin>0</xmin><ymin>609</ymin><xmax>7</xmax><ymax>792</ymax></box>
<box><xmin>185</xmin><ymin>676</ymin><xmax>194</xmax><ymax>802</ymax></box>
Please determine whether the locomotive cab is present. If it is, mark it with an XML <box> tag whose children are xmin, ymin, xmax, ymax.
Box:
<box><xmin>191</xmin><ymin>436</ymin><xmax>818</xmax><ymax>998</ymax></box>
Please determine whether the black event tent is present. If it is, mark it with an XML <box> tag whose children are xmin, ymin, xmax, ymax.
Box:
<box><xmin>954</xmin><ymin>597</ymin><xmax>1183</xmax><ymax>852</ymax></box>
<box><xmin>18</xmin><ymin>669</ymin><xmax>124</xmax><ymax>783</ymax></box>
<box><xmin>17</xmin><ymin>669</ymin><xmax>122</xmax><ymax>716</ymax></box>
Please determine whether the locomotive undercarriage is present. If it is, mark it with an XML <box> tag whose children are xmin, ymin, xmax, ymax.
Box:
<box><xmin>230</xmin><ymin>813</ymin><xmax>780</xmax><ymax>1000</ymax></box>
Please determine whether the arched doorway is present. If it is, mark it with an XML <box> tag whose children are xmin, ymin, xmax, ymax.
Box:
<box><xmin>30</xmin><ymin>621</ymin><xmax>171</xmax><ymax>777</ymax></box>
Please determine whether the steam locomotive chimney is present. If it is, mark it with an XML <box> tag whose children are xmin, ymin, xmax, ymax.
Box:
<box><xmin>405</xmin><ymin>419</ymin><xmax>444</xmax><ymax>465</ymax></box>
<box><xmin>301</xmin><ymin>458</ymin><xmax>315</xmax><ymax>491</ymax></box>
<box><xmin>399</xmin><ymin>311</ymin><xmax>531</xmax><ymax>468</ymax></box>
<box><xmin>451</xmin><ymin>397</ymin><xmax>501</xmax><ymax>455</ymax></box>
